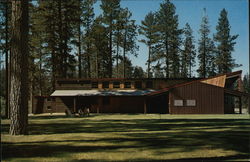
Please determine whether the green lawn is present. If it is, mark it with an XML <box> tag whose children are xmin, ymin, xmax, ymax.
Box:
<box><xmin>1</xmin><ymin>114</ymin><xmax>250</xmax><ymax>161</ymax></box>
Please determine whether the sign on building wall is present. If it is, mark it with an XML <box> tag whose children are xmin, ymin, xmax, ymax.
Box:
<box><xmin>187</xmin><ymin>100</ymin><xmax>196</xmax><ymax>106</ymax></box>
<box><xmin>174</xmin><ymin>100</ymin><xmax>183</xmax><ymax>106</ymax></box>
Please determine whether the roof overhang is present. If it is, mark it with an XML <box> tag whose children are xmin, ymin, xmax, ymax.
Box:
<box><xmin>224</xmin><ymin>89</ymin><xmax>249</xmax><ymax>97</ymax></box>
<box><xmin>50</xmin><ymin>89</ymin><xmax>156</xmax><ymax>97</ymax></box>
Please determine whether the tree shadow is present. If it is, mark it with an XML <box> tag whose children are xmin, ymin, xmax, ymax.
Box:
<box><xmin>2</xmin><ymin>117</ymin><xmax>250</xmax><ymax>161</ymax></box>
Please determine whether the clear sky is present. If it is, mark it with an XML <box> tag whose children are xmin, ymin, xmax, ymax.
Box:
<box><xmin>94</xmin><ymin>0</ymin><xmax>249</xmax><ymax>77</ymax></box>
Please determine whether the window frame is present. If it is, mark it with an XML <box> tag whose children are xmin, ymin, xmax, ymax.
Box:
<box><xmin>113</xmin><ymin>82</ymin><xmax>120</xmax><ymax>88</ymax></box>
<box><xmin>146</xmin><ymin>81</ymin><xmax>153</xmax><ymax>88</ymax></box>
<box><xmin>102</xmin><ymin>81</ymin><xmax>109</xmax><ymax>89</ymax></box>
<box><xmin>91</xmin><ymin>82</ymin><xmax>98</xmax><ymax>88</ymax></box>
<box><xmin>124</xmin><ymin>82</ymin><xmax>131</xmax><ymax>88</ymax></box>
<box><xmin>135</xmin><ymin>81</ymin><xmax>142</xmax><ymax>89</ymax></box>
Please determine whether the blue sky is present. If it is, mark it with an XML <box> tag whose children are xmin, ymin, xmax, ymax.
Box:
<box><xmin>94</xmin><ymin>0</ymin><xmax>249</xmax><ymax>76</ymax></box>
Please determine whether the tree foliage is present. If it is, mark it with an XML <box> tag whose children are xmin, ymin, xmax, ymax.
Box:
<box><xmin>214</xmin><ymin>8</ymin><xmax>239</xmax><ymax>74</ymax></box>
<box><xmin>181</xmin><ymin>23</ymin><xmax>196</xmax><ymax>78</ymax></box>
<box><xmin>197</xmin><ymin>8</ymin><xmax>215</xmax><ymax>78</ymax></box>
<box><xmin>139</xmin><ymin>11</ymin><xmax>159</xmax><ymax>78</ymax></box>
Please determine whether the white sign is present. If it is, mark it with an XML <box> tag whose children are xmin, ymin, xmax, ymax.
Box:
<box><xmin>174</xmin><ymin>100</ymin><xmax>183</xmax><ymax>106</ymax></box>
<box><xmin>187</xmin><ymin>100</ymin><xmax>196</xmax><ymax>106</ymax></box>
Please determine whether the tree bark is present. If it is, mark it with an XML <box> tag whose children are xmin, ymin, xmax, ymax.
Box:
<box><xmin>5</xmin><ymin>1</ymin><xmax>9</xmax><ymax>118</ymax></box>
<box><xmin>123</xmin><ymin>29</ymin><xmax>127</xmax><ymax>78</ymax></box>
<box><xmin>9</xmin><ymin>0</ymin><xmax>29</xmax><ymax>135</ymax></box>
<box><xmin>147</xmin><ymin>45</ymin><xmax>151</xmax><ymax>78</ymax></box>
<box><xmin>78</xmin><ymin>18</ymin><xmax>82</xmax><ymax>78</ymax></box>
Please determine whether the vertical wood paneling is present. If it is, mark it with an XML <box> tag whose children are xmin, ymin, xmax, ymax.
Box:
<box><xmin>169</xmin><ymin>82</ymin><xmax>224</xmax><ymax>114</ymax></box>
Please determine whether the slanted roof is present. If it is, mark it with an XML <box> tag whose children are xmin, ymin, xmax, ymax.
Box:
<box><xmin>224</xmin><ymin>89</ymin><xmax>249</xmax><ymax>97</ymax></box>
<box><xmin>51</xmin><ymin>89</ymin><xmax>156</xmax><ymax>97</ymax></box>
<box><xmin>146</xmin><ymin>71</ymin><xmax>244</xmax><ymax>96</ymax></box>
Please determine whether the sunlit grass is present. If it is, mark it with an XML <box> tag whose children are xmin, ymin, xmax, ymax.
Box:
<box><xmin>2</xmin><ymin>114</ymin><xmax>250</xmax><ymax>161</ymax></box>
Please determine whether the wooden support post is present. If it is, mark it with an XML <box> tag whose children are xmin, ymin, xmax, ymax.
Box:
<box><xmin>144</xmin><ymin>98</ymin><xmax>147</xmax><ymax>114</ymax></box>
<box><xmin>239</xmin><ymin>96</ymin><xmax>242</xmax><ymax>114</ymax></box>
<box><xmin>73</xmin><ymin>97</ymin><xmax>76</xmax><ymax>113</ymax></box>
<box><xmin>97</xmin><ymin>97</ymin><xmax>100</xmax><ymax>114</ymax></box>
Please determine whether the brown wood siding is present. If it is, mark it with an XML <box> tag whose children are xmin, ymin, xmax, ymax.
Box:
<box><xmin>93</xmin><ymin>96</ymin><xmax>145</xmax><ymax>113</ymax></box>
<box><xmin>55</xmin><ymin>78</ymin><xmax>199</xmax><ymax>90</ymax></box>
<box><xmin>169</xmin><ymin>82</ymin><xmax>224</xmax><ymax>114</ymax></box>
<box><xmin>34</xmin><ymin>96</ymin><xmax>145</xmax><ymax>114</ymax></box>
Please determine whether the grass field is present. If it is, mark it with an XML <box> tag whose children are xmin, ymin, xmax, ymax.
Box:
<box><xmin>1</xmin><ymin>114</ymin><xmax>250</xmax><ymax>161</ymax></box>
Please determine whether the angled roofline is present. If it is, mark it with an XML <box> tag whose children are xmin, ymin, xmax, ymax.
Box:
<box><xmin>146</xmin><ymin>70</ymin><xmax>243</xmax><ymax>96</ymax></box>
<box><xmin>55</xmin><ymin>77</ymin><xmax>201</xmax><ymax>82</ymax></box>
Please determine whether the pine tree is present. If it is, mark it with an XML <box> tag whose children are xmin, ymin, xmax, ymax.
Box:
<box><xmin>114</xmin><ymin>9</ymin><xmax>123</xmax><ymax>77</ymax></box>
<box><xmin>156</xmin><ymin>0</ymin><xmax>182</xmax><ymax>78</ymax></box>
<box><xmin>132</xmin><ymin>66</ymin><xmax>146</xmax><ymax>78</ymax></box>
<box><xmin>90</xmin><ymin>16</ymin><xmax>109</xmax><ymax>78</ymax></box>
<box><xmin>181</xmin><ymin>23</ymin><xmax>196</xmax><ymax>78</ymax></box>
<box><xmin>214</xmin><ymin>8</ymin><xmax>239</xmax><ymax>74</ymax></box>
<box><xmin>139</xmin><ymin>11</ymin><xmax>159</xmax><ymax>78</ymax></box>
<box><xmin>82</xmin><ymin>0</ymin><xmax>95</xmax><ymax>78</ymax></box>
<box><xmin>197</xmin><ymin>8</ymin><xmax>215</xmax><ymax>78</ymax></box>
<box><xmin>153</xmin><ymin>62</ymin><xmax>165</xmax><ymax>78</ymax></box>
<box><xmin>9</xmin><ymin>0</ymin><xmax>29</xmax><ymax>135</ymax></box>
<box><xmin>115</xmin><ymin>56</ymin><xmax>134</xmax><ymax>78</ymax></box>
<box><xmin>120</xmin><ymin>8</ymin><xmax>138</xmax><ymax>78</ymax></box>
<box><xmin>0</xmin><ymin>0</ymin><xmax>11</xmax><ymax>118</ymax></box>
<box><xmin>100</xmin><ymin>0</ymin><xmax>121</xmax><ymax>78</ymax></box>
<box><xmin>242</xmin><ymin>74</ymin><xmax>249</xmax><ymax>109</ymax></box>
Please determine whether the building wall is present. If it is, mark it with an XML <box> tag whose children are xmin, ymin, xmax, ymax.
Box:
<box><xmin>33</xmin><ymin>96</ymin><xmax>146</xmax><ymax>114</ymax></box>
<box><xmin>33</xmin><ymin>96</ymin><xmax>67</xmax><ymax>114</ymax></box>
<box><xmin>169</xmin><ymin>82</ymin><xmax>224</xmax><ymax>114</ymax></box>
<box><xmin>55</xmin><ymin>78</ymin><xmax>199</xmax><ymax>90</ymax></box>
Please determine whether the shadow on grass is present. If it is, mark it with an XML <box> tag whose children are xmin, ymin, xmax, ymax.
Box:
<box><xmin>2</xmin><ymin>117</ymin><xmax>250</xmax><ymax>161</ymax></box>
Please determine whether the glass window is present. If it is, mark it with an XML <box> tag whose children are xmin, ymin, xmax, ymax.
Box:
<box><xmin>146</xmin><ymin>81</ymin><xmax>153</xmax><ymax>88</ymax></box>
<box><xmin>124</xmin><ymin>82</ymin><xmax>131</xmax><ymax>88</ymax></box>
<box><xmin>113</xmin><ymin>82</ymin><xmax>120</xmax><ymax>88</ymax></box>
<box><xmin>102</xmin><ymin>82</ymin><xmax>109</xmax><ymax>88</ymax></box>
<box><xmin>186</xmin><ymin>100</ymin><xmax>196</xmax><ymax>106</ymax></box>
<box><xmin>91</xmin><ymin>82</ymin><xmax>98</xmax><ymax>88</ymax></box>
<box><xmin>174</xmin><ymin>100</ymin><xmax>183</xmax><ymax>106</ymax></box>
<box><xmin>135</xmin><ymin>81</ymin><xmax>142</xmax><ymax>89</ymax></box>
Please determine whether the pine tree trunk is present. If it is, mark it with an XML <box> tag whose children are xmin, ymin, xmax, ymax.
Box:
<box><xmin>203</xmin><ymin>33</ymin><xmax>206</xmax><ymax>78</ymax></box>
<box><xmin>116</xmin><ymin>40</ymin><xmax>119</xmax><ymax>78</ymax></box>
<box><xmin>5</xmin><ymin>1</ymin><xmax>9</xmax><ymax>118</ymax></box>
<box><xmin>189</xmin><ymin>59</ymin><xmax>192</xmax><ymax>78</ymax></box>
<box><xmin>78</xmin><ymin>18</ymin><xmax>82</xmax><ymax>78</ymax></box>
<box><xmin>95</xmin><ymin>50</ymin><xmax>98</xmax><ymax>78</ymax></box>
<box><xmin>147</xmin><ymin>45</ymin><xmax>151</xmax><ymax>78</ymax></box>
<box><xmin>109</xmin><ymin>30</ymin><xmax>113</xmax><ymax>78</ymax></box>
<box><xmin>165</xmin><ymin>39</ymin><xmax>169</xmax><ymax>78</ymax></box>
<box><xmin>58</xmin><ymin>0</ymin><xmax>63</xmax><ymax>77</ymax></box>
<box><xmin>123</xmin><ymin>29</ymin><xmax>127</xmax><ymax>78</ymax></box>
<box><xmin>9</xmin><ymin>0</ymin><xmax>29</xmax><ymax>135</ymax></box>
<box><xmin>87</xmin><ymin>41</ymin><xmax>91</xmax><ymax>78</ymax></box>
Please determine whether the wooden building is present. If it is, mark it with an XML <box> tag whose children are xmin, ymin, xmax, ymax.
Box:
<box><xmin>33</xmin><ymin>71</ymin><xmax>248</xmax><ymax>114</ymax></box>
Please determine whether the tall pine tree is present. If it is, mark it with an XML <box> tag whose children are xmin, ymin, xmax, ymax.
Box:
<box><xmin>139</xmin><ymin>11</ymin><xmax>159</xmax><ymax>78</ymax></box>
<box><xmin>214</xmin><ymin>8</ymin><xmax>239</xmax><ymax>74</ymax></box>
<box><xmin>82</xmin><ymin>0</ymin><xmax>95</xmax><ymax>78</ymax></box>
<box><xmin>197</xmin><ymin>8</ymin><xmax>215</xmax><ymax>78</ymax></box>
<box><xmin>120</xmin><ymin>8</ymin><xmax>138</xmax><ymax>78</ymax></box>
<box><xmin>181</xmin><ymin>23</ymin><xmax>196</xmax><ymax>78</ymax></box>
<box><xmin>156</xmin><ymin>0</ymin><xmax>182</xmax><ymax>78</ymax></box>
<box><xmin>100</xmin><ymin>0</ymin><xmax>120</xmax><ymax>78</ymax></box>
<box><xmin>9</xmin><ymin>0</ymin><xmax>29</xmax><ymax>135</ymax></box>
